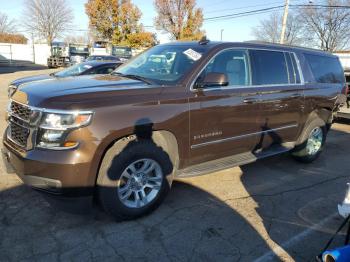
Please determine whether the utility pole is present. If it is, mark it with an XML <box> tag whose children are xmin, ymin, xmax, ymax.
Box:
<box><xmin>280</xmin><ymin>0</ymin><xmax>289</xmax><ymax>44</ymax></box>
<box><xmin>31</xmin><ymin>32</ymin><xmax>35</xmax><ymax>64</ymax></box>
<box><xmin>220</xmin><ymin>29</ymin><xmax>224</xmax><ymax>41</ymax></box>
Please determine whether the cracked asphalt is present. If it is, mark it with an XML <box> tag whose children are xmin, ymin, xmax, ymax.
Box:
<box><xmin>1</xmin><ymin>67</ymin><xmax>350</xmax><ymax>261</ymax></box>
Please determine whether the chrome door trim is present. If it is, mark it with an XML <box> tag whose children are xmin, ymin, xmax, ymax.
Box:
<box><xmin>191</xmin><ymin>124</ymin><xmax>298</xmax><ymax>149</ymax></box>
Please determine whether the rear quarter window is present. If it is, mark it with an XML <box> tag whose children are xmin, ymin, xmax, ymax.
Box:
<box><xmin>304</xmin><ymin>54</ymin><xmax>344</xmax><ymax>83</ymax></box>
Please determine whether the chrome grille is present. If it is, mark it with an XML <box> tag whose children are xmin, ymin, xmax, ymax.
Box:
<box><xmin>10</xmin><ymin>101</ymin><xmax>32</xmax><ymax>122</ymax></box>
<box><xmin>7</xmin><ymin>100</ymin><xmax>37</xmax><ymax>149</ymax></box>
<box><xmin>9</xmin><ymin>122</ymin><xmax>29</xmax><ymax>147</ymax></box>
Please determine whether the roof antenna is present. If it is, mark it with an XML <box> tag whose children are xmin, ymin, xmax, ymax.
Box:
<box><xmin>199</xmin><ymin>36</ymin><xmax>210</xmax><ymax>45</ymax></box>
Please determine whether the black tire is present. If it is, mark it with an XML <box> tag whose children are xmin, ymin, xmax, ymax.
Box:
<box><xmin>97</xmin><ymin>140</ymin><xmax>173</xmax><ymax>221</ymax></box>
<box><xmin>292</xmin><ymin>117</ymin><xmax>328</xmax><ymax>163</ymax></box>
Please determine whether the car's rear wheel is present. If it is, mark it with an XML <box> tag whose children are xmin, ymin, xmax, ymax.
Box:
<box><xmin>97</xmin><ymin>140</ymin><xmax>172</xmax><ymax>221</ymax></box>
<box><xmin>292</xmin><ymin>117</ymin><xmax>327</xmax><ymax>163</ymax></box>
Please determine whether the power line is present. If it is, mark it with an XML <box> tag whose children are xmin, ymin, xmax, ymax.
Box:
<box><xmin>204</xmin><ymin>5</ymin><xmax>285</xmax><ymax>21</ymax></box>
<box><xmin>203</xmin><ymin>3</ymin><xmax>350</xmax><ymax>23</ymax></box>
<box><xmin>203</xmin><ymin>1</ymin><xmax>283</xmax><ymax>15</ymax></box>
<box><xmin>203</xmin><ymin>9</ymin><xmax>283</xmax><ymax>24</ymax></box>
<box><xmin>290</xmin><ymin>4</ymin><xmax>350</xmax><ymax>8</ymax></box>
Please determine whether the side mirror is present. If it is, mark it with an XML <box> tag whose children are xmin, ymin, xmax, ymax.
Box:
<box><xmin>195</xmin><ymin>72</ymin><xmax>229</xmax><ymax>89</ymax></box>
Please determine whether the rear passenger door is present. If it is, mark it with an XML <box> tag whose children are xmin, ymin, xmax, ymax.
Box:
<box><xmin>249</xmin><ymin>49</ymin><xmax>304</xmax><ymax>150</ymax></box>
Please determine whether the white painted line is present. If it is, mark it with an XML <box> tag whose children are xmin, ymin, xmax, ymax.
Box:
<box><xmin>253</xmin><ymin>213</ymin><xmax>338</xmax><ymax>262</ymax></box>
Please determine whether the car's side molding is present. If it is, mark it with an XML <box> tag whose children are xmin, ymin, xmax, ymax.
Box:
<box><xmin>191</xmin><ymin>124</ymin><xmax>298</xmax><ymax>149</ymax></box>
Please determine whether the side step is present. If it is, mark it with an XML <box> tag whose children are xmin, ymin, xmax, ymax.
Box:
<box><xmin>176</xmin><ymin>152</ymin><xmax>257</xmax><ymax>178</ymax></box>
<box><xmin>176</xmin><ymin>143</ymin><xmax>294</xmax><ymax>178</ymax></box>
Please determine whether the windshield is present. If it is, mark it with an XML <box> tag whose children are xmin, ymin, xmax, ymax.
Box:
<box><xmin>54</xmin><ymin>63</ymin><xmax>93</xmax><ymax>77</ymax></box>
<box><xmin>112</xmin><ymin>47</ymin><xmax>132</xmax><ymax>56</ymax></box>
<box><xmin>115</xmin><ymin>45</ymin><xmax>208</xmax><ymax>84</ymax></box>
<box><xmin>69</xmin><ymin>45</ymin><xmax>89</xmax><ymax>54</ymax></box>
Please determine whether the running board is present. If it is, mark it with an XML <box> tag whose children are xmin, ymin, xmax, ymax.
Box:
<box><xmin>176</xmin><ymin>144</ymin><xmax>294</xmax><ymax>178</ymax></box>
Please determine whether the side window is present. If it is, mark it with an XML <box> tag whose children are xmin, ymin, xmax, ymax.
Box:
<box><xmin>250</xmin><ymin>50</ymin><xmax>289</xmax><ymax>85</ymax></box>
<box><xmin>87</xmin><ymin>66</ymin><xmax>115</xmax><ymax>75</ymax></box>
<box><xmin>95</xmin><ymin>66</ymin><xmax>116</xmax><ymax>74</ymax></box>
<box><xmin>304</xmin><ymin>54</ymin><xmax>344</xmax><ymax>83</ymax></box>
<box><xmin>200</xmin><ymin>49</ymin><xmax>250</xmax><ymax>87</ymax></box>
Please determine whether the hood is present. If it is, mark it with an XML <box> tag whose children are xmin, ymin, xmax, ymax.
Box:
<box><xmin>11</xmin><ymin>74</ymin><xmax>55</xmax><ymax>87</ymax></box>
<box><xmin>12</xmin><ymin>74</ymin><xmax>161</xmax><ymax>109</ymax></box>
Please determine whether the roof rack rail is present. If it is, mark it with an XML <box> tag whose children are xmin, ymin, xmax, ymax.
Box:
<box><xmin>199</xmin><ymin>36</ymin><xmax>210</xmax><ymax>45</ymax></box>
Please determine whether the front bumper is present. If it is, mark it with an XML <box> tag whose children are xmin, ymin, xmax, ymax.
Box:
<box><xmin>2</xmin><ymin>139</ymin><xmax>96</xmax><ymax>197</ymax></box>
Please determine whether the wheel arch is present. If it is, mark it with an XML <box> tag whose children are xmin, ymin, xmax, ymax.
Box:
<box><xmin>93</xmin><ymin>129</ymin><xmax>180</xmax><ymax>186</ymax></box>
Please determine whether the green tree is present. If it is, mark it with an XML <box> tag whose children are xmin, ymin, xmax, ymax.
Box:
<box><xmin>154</xmin><ymin>0</ymin><xmax>205</xmax><ymax>40</ymax></box>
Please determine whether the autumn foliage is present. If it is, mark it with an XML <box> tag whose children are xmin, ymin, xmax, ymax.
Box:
<box><xmin>85</xmin><ymin>0</ymin><xmax>156</xmax><ymax>48</ymax></box>
<box><xmin>0</xmin><ymin>33</ymin><xmax>28</xmax><ymax>44</ymax></box>
<box><xmin>154</xmin><ymin>0</ymin><xmax>204</xmax><ymax>40</ymax></box>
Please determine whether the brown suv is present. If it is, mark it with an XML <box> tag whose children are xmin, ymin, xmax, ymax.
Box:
<box><xmin>2</xmin><ymin>40</ymin><xmax>347</xmax><ymax>220</ymax></box>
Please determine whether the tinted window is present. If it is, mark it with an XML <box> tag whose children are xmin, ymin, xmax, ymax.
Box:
<box><xmin>200</xmin><ymin>49</ymin><xmax>250</xmax><ymax>86</ymax></box>
<box><xmin>346</xmin><ymin>75</ymin><xmax>350</xmax><ymax>84</ymax></box>
<box><xmin>250</xmin><ymin>50</ymin><xmax>289</xmax><ymax>85</ymax></box>
<box><xmin>304</xmin><ymin>54</ymin><xmax>344</xmax><ymax>83</ymax></box>
<box><xmin>86</xmin><ymin>65</ymin><xmax>117</xmax><ymax>75</ymax></box>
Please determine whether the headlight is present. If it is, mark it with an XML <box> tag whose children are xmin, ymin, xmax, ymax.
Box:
<box><xmin>37</xmin><ymin>111</ymin><xmax>93</xmax><ymax>149</ymax></box>
<box><xmin>40</xmin><ymin>112</ymin><xmax>92</xmax><ymax>130</ymax></box>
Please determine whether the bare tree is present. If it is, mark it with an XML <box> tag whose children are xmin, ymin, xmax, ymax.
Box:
<box><xmin>0</xmin><ymin>12</ymin><xmax>16</xmax><ymax>33</ymax></box>
<box><xmin>22</xmin><ymin>0</ymin><xmax>74</xmax><ymax>45</ymax></box>
<box><xmin>298</xmin><ymin>0</ymin><xmax>350</xmax><ymax>51</ymax></box>
<box><xmin>252</xmin><ymin>12</ymin><xmax>303</xmax><ymax>45</ymax></box>
<box><xmin>64</xmin><ymin>34</ymin><xmax>90</xmax><ymax>45</ymax></box>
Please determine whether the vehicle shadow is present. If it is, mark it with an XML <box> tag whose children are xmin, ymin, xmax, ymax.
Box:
<box><xmin>0</xmin><ymin>179</ymin><xmax>276</xmax><ymax>261</ymax></box>
<box><xmin>0</xmin><ymin>117</ymin><xmax>275</xmax><ymax>261</ymax></box>
<box><xmin>241</xmin><ymin>127</ymin><xmax>350</xmax><ymax>261</ymax></box>
<box><xmin>0</xmin><ymin>64</ymin><xmax>49</xmax><ymax>74</ymax></box>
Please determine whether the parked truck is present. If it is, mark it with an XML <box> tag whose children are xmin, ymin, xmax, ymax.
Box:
<box><xmin>47</xmin><ymin>42</ymin><xmax>90</xmax><ymax>68</ymax></box>
<box><xmin>91</xmin><ymin>41</ymin><xmax>132</xmax><ymax>62</ymax></box>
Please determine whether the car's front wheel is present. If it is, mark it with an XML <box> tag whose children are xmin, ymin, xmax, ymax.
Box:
<box><xmin>97</xmin><ymin>140</ymin><xmax>173</xmax><ymax>221</ymax></box>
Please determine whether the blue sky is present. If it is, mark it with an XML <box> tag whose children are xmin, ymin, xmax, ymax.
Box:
<box><xmin>1</xmin><ymin>0</ymin><xmax>310</xmax><ymax>43</ymax></box>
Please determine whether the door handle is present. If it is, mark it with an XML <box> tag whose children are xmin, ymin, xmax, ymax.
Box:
<box><xmin>243</xmin><ymin>98</ymin><xmax>257</xmax><ymax>104</ymax></box>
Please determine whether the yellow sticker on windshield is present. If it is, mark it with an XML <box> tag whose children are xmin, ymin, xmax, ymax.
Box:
<box><xmin>183</xmin><ymin>49</ymin><xmax>202</xmax><ymax>61</ymax></box>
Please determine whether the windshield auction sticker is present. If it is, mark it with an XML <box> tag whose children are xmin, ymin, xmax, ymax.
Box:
<box><xmin>183</xmin><ymin>49</ymin><xmax>202</xmax><ymax>61</ymax></box>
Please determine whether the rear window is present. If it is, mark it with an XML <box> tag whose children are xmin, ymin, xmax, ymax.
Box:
<box><xmin>304</xmin><ymin>54</ymin><xmax>344</xmax><ymax>83</ymax></box>
<box><xmin>250</xmin><ymin>50</ymin><xmax>289</xmax><ymax>85</ymax></box>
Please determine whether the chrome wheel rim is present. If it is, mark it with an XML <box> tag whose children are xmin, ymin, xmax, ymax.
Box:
<box><xmin>306</xmin><ymin>127</ymin><xmax>323</xmax><ymax>155</ymax></box>
<box><xmin>117</xmin><ymin>158</ymin><xmax>163</xmax><ymax>208</ymax></box>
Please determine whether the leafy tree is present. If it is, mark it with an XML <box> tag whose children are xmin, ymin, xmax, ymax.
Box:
<box><xmin>126</xmin><ymin>32</ymin><xmax>158</xmax><ymax>48</ymax></box>
<box><xmin>85</xmin><ymin>0</ymin><xmax>155</xmax><ymax>48</ymax></box>
<box><xmin>0</xmin><ymin>33</ymin><xmax>27</xmax><ymax>44</ymax></box>
<box><xmin>22</xmin><ymin>0</ymin><xmax>74</xmax><ymax>45</ymax></box>
<box><xmin>154</xmin><ymin>0</ymin><xmax>204</xmax><ymax>40</ymax></box>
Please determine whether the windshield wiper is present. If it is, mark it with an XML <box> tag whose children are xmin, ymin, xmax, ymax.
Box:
<box><xmin>112</xmin><ymin>72</ymin><xmax>153</xmax><ymax>85</ymax></box>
